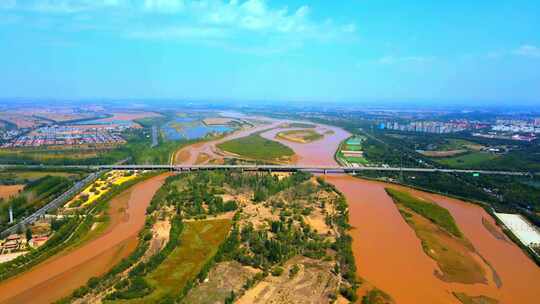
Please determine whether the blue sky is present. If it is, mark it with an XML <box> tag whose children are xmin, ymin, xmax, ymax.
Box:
<box><xmin>0</xmin><ymin>0</ymin><xmax>539</xmax><ymax>104</ymax></box>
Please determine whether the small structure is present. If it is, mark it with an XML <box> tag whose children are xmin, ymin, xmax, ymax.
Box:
<box><xmin>1</xmin><ymin>234</ymin><xmax>22</xmax><ymax>253</ymax></box>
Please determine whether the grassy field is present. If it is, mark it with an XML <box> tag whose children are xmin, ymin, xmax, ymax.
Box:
<box><xmin>276</xmin><ymin>129</ymin><xmax>323</xmax><ymax>143</ymax></box>
<box><xmin>116</xmin><ymin>219</ymin><xmax>232</xmax><ymax>303</ymax></box>
<box><xmin>0</xmin><ymin>171</ymin><xmax>78</xmax><ymax>181</ymax></box>
<box><xmin>343</xmin><ymin>156</ymin><xmax>369</xmax><ymax>164</ymax></box>
<box><xmin>386</xmin><ymin>188</ymin><xmax>487</xmax><ymax>284</ymax></box>
<box><xmin>283</xmin><ymin>122</ymin><xmax>316</xmax><ymax>129</ymax></box>
<box><xmin>385</xmin><ymin>188</ymin><xmax>462</xmax><ymax>238</ymax></box>
<box><xmin>217</xmin><ymin>133</ymin><xmax>294</xmax><ymax>162</ymax></box>
<box><xmin>435</xmin><ymin>152</ymin><xmax>498</xmax><ymax>168</ymax></box>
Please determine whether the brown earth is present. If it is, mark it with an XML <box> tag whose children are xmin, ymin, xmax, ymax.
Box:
<box><xmin>236</xmin><ymin>256</ymin><xmax>340</xmax><ymax>304</ymax></box>
<box><xmin>0</xmin><ymin>173</ymin><xmax>170</xmax><ymax>304</ymax></box>
<box><xmin>184</xmin><ymin>261</ymin><xmax>260</xmax><ymax>304</ymax></box>
<box><xmin>0</xmin><ymin>185</ymin><xmax>24</xmax><ymax>200</ymax></box>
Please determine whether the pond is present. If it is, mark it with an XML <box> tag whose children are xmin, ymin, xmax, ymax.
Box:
<box><xmin>162</xmin><ymin>117</ymin><xmax>233</xmax><ymax>140</ymax></box>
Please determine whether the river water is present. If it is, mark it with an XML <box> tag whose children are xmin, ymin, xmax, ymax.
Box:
<box><xmin>175</xmin><ymin>117</ymin><xmax>540</xmax><ymax>303</ymax></box>
<box><xmin>4</xmin><ymin>116</ymin><xmax>537</xmax><ymax>304</ymax></box>
<box><xmin>0</xmin><ymin>173</ymin><xmax>169</xmax><ymax>304</ymax></box>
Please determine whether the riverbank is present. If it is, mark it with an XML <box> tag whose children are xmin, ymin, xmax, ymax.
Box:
<box><xmin>326</xmin><ymin>175</ymin><xmax>540</xmax><ymax>304</ymax></box>
<box><xmin>0</xmin><ymin>173</ymin><xmax>170</xmax><ymax>304</ymax></box>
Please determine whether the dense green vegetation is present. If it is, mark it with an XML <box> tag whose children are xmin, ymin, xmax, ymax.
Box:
<box><xmin>217</xmin><ymin>132</ymin><xmax>294</xmax><ymax>162</ymax></box>
<box><xmin>362</xmin><ymin>288</ymin><xmax>394</xmax><ymax>304</ymax></box>
<box><xmin>435</xmin><ymin>152</ymin><xmax>498</xmax><ymax>168</ymax></box>
<box><xmin>0</xmin><ymin>169</ymin><xmax>84</xmax><ymax>185</ymax></box>
<box><xmin>386</xmin><ymin>188</ymin><xmax>463</xmax><ymax>238</ymax></box>
<box><xmin>105</xmin><ymin>216</ymin><xmax>187</xmax><ymax>301</ymax></box>
<box><xmin>0</xmin><ymin>175</ymin><xmax>73</xmax><ymax>231</ymax></box>
<box><xmin>359</xmin><ymin>169</ymin><xmax>540</xmax><ymax>228</ymax></box>
<box><xmin>65</xmin><ymin>170</ymin><xmax>357</xmax><ymax>303</ymax></box>
<box><xmin>107</xmin><ymin>219</ymin><xmax>232</xmax><ymax>303</ymax></box>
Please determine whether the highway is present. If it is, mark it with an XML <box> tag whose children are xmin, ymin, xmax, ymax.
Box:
<box><xmin>0</xmin><ymin>171</ymin><xmax>102</xmax><ymax>238</ymax></box>
<box><xmin>0</xmin><ymin>164</ymin><xmax>535</xmax><ymax>176</ymax></box>
<box><xmin>0</xmin><ymin>163</ymin><xmax>534</xmax><ymax>238</ymax></box>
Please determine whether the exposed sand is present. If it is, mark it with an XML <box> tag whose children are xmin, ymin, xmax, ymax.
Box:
<box><xmin>0</xmin><ymin>185</ymin><xmax>24</xmax><ymax>200</ymax></box>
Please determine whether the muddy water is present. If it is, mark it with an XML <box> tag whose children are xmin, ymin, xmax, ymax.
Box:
<box><xmin>260</xmin><ymin>124</ymin><xmax>350</xmax><ymax>166</ymax></box>
<box><xmin>326</xmin><ymin>176</ymin><xmax>540</xmax><ymax>304</ymax></box>
<box><xmin>174</xmin><ymin>116</ymin><xmax>540</xmax><ymax>303</ymax></box>
<box><xmin>0</xmin><ymin>173</ymin><xmax>169</xmax><ymax>304</ymax></box>
<box><xmin>174</xmin><ymin>116</ymin><xmax>350</xmax><ymax>166</ymax></box>
<box><xmin>174</xmin><ymin>119</ymin><xmax>284</xmax><ymax>165</ymax></box>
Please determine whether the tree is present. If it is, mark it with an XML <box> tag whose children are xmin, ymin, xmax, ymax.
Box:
<box><xmin>25</xmin><ymin>227</ymin><xmax>33</xmax><ymax>241</ymax></box>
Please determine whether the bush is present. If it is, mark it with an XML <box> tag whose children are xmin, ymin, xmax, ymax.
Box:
<box><xmin>271</xmin><ymin>266</ymin><xmax>284</xmax><ymax>276</ymax></box>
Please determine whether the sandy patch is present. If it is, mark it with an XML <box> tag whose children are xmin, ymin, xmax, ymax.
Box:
<box><xmin>0</xmin><ymin>185</ymin><xmax>24</xmax><ymax>200</ymax></box>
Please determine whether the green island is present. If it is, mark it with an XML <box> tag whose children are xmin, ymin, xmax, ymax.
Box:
<box><xmin>63</xmin><ymin>170</ymin><xmax>358</xmax><ymax>303</ymax></box>
<box><xmin>217</xmin><ymin>133</ymin><xmax>295</xmax><ymax>162</ymax></box>
<box><xmin>385</xmin><ymin>188</ymin><xmax>487</xmax><ymax>284</ymax></box>
<box><xmin>276</xmin><ymin>129</ymin><xmax>323</xmax><ymax>143</ymax></box>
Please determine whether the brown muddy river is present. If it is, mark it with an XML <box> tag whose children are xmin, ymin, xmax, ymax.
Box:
<box><xmin>177</xmin><ymin>117</ymin><xmax>540</xmax><ymax>303</ymax></box>
<box><xmin>326</xmin><ymin>176</ymin><xmax>540</xmax><ymax>303</ymax></box>
<box><xmin>0</xmin><ymin>173</ymin><xmax>169</xmax><ymax>304</ymax></box>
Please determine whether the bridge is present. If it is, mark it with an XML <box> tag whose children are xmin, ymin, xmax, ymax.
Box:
<box><xmin>0</xmin><ymin>163</ymin><xmax>534</xmax><ymax>237</ymax></box>
<box><xmin>1</xmin><ymin>164</ymin><xmax>535</xmax><ymax>176</ymax></box>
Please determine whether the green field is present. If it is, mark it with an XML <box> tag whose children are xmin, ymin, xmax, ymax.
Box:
<box><xmin>276</xmin><ymin>129</ymin><xmax>323</xmax><ymax>143</ymax></box>
<box><xmin>343</xmin><ymin>156</ymin><xmax>369</xmax><ymax>164</ymax></box>
<box><xmin>217</xmin><ymin>133</ymin><xmax>294</xmax><ymax>161</ymax></box>
<box><xmin>116</xmin><ymin>219</ymin><xmax>232</xmax><ymax>303</ymax></box>
<box><xmin>286</xmin><ymin>122</ymin><xmax>316</xmax><ymax>128</ymax></box>
<box><xmin>385</xmin><ymin>188</ymin><xmax>463</xmax><ymax>238</ymax></box>
<box><xmin>435</xmin><ymin>152</ymin><xmax>498</xmax><ymax>168</ymax></box>
<box><xmin>0</xmin><ymin>170</ymin><xmax>80</xmax><ymax>184</ymax></box>
<box><xmin>338</xmin><ymin>136</ymin><xmax>368</xmax><ymax>165</ymax></box>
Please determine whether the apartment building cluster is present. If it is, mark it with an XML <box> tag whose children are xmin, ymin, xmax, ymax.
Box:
<box><xmin>379</xmin><ymin>120</ymin><xmax>471</xmax><ymax>134</ymax></box>
<box><xmin>1</xmin><ymin>125</ymin><xmax>126</xmax><ymax>148</ymax></box>
<box><xmin>492</xmin><ymin>119</ymin><xmax>540</xmax><ymax>134</ymax></box>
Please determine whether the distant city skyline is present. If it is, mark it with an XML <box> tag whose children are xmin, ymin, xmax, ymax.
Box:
<box><xmin>1</xmin><ymin>0</ymin><xmax>539</xmax><ymax>104</ymax></box>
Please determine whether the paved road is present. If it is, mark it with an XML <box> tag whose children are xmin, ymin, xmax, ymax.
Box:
<box><xmin>0</xmin><ymin>164</ymin><xmax>534</xmax><ymax>176</ymax></box>
<box><xmin>0</xmin><ymin>171</ymin><xmax>102</xmax><ymax>238</ymax></box>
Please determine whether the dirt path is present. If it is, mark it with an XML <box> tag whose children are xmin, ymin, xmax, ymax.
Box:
<box><xmin>0</xmin><ymin>173</ymin><xmax>170</xmax><ymax>304</ymax></box>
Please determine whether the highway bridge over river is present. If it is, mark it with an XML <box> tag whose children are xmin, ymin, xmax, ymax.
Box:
<box><xmin>0</xmin><ymin>163</ymin><xmax>536</xmax><ymax>237</ymax></box>
<box><xmin>1</xmin><ymin>164</ymin><xmax>536</xmax><ymax>176</ymax></box>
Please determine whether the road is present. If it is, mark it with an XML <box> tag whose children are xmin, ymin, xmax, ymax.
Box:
<box><xmin>0</xmin><ymin>171</ymin><xmax>102</xmax><ymax>238</ymax></box>
<box><xmin>0</xmin><ymin>164</ymin><xmax>534</xmax><ymax>176</ymax></box>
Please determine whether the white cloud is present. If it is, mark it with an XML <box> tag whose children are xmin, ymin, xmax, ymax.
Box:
<box><xmin>513</xmin><ymin>45</ymin><xmax>540</xmax><ymax>58</ymax></box>
<box><xmin>1</xmin><ymin>0</ymin><xmax>357</xmax><ymax>51</ymax></box>
<box><xmin>200</xmin><ymin>0</ymin><xmax>313</xmax><ymax>34</ymax></box>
